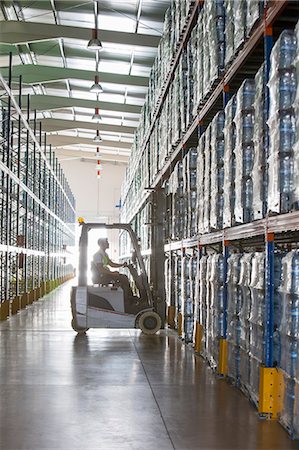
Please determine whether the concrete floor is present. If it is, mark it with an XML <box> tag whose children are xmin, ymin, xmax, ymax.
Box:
<box><xmin>0</xmin><ymin>282</ymin><xmax>297</xmax><ymax>450</ymax></box>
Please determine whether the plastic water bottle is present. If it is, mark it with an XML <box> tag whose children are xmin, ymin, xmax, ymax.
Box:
<box><xmin>279</xmin><ymin>71</ymin><xmax>297</xmax><ymax>110</ymax></box>
<box><xmin>291</xmin><ymin>252</ymin><xmax>299</xmax><ymax>294</ymax></box>
<box><xmin>217</xmin><ymin>166</ymin><xmax>225</xmax><ymax>189</ymax></box>
<box><xmin>279</xmin><ymin>112</ymin><xmax>296</xmax><ymax>153</ymax></box>
<box><xmin>189</xmin><ymin>169</ymin><xmax>197</xmax><ymax>190</ymax></box>
<box><xmin>243</xmin><ymin>113</ymin><xmax>254</xmax><ymax>143</ymax></box>
<box><xmin>190</xmin><ymin>190</ymin><xmax>197</xmax><ymax>210</ymax></box>
<box><xmin>244</xmin><ymin>179</ymin><xmax>253</xmax><ymax>222</ymax></box>
<box><xmin>216</xmin><ymin>16</ymin><xmax>225</xmax><ymax>42</ymax></box>
<box><xmin>217</xmin><ymin>195</ymin><xmax>224</xmax><ymax>228</ymax></box>
<box><xmin>177</xmin><ymin>161</ymin><xmax>184</xmax><ymax>180</ymax></box>
<box><xmin>216</xmin><ymin>140</ymin><xmax>225</xmax><ymax>160</ymax></box>
<box><xmin>279</xmin><ymin>155</ymin><xmax>294</xmax><ymax>212</ymax></box>
<box><xmin>243</xmin><ymin>145</ymin><xmax>254</xmax><ymax>176</ymax></box>
<box><xmin>242</xmin><ymin>80</ymin><xmax>255</xmax><ymax>109</ymax></box>
<box><xmin>216</xmin><ymin>112</ymin><xmax>225</xmax><ymax>137</ymax></box>
<box><xmin>278</xmin><ymin>30</ymin><xmax>297</xmax><ymax>69</ymax></box>
<box><xmin>189</xmin><ymin>148</ymin><xmax>198</xmax><ymax>169</ymax></box>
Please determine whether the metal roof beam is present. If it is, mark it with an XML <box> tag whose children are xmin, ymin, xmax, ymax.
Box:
<box><xmin>0</xmin><ymin>20</ymin><xmax>160</xmax><ymax>47</ymax></box>
<box><xmin>40</xmin><ymin>118</ymin><xmax>136</xmax><ymax>135</ymax></box>
<box><xmin>15</xmin><ymin>94</ymin><xmax>141</xmax><ymax>114</ymax></box>
<box><xmin>47</xmin><ymin>134</ymin><xmax>131</xmax><ymax>150</ymax></box>
<box><xmin>1</xmin><ymin>64</ymin><xmax>148</xmax><ymax>87</ymax></box>
<box><xmin>56</xmin><ymin>149</ymin><xmax>128</xmax><ymax>164</ymax></box>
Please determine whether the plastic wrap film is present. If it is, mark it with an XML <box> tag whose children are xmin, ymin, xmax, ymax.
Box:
<box><xmin>268</xmin><ymin>30</ymin><xmax>298</xmax><ymax>214</ymax></box>
<box><xmin>210</xmin><ymin>111</ymin><xmax>225</xmax><ymax>230</ymax></box>
<box><xmin>174</xmin><ymin>253</ymin><xmax>182</xmax><ymax>329</ymax></box>
<box><xmin>293</xmin><ymin>21</ymin><xmax>299</xmax><ymax>210</ymax></box>
<box><xmin>227</xmin><ymin>253</ymin><xmax>242</xmax><ymax>383</ymax></box>
<box><xmin>234</xmin><ymin>79</ymin><xmax>256</xmax><ymax>224</ymax></box>
<box><xmin>183</xmin><ymin>250</ymin><xmax>198</xmax><ymax>343</ymax></box>
<box><xmin>207</xmin><ymin>254</ymin><xmax>225</xmax><ymax>369</ymax></box>
<box><xmin>202</xmin><ymin>0</ymin><xmax>225</xmax><ymax>98</ymax></box>
<box><xmin>245</xmin><ymin>0</ymin><xmax>260</xmax><ymax>37</ymax></box>
<box><xmin>234</xmin><ymin>0</ymin><xmax>246</xmax><ymax>53</ymax></box>
<box><xmin>277</xmin><ymin>251</ymin><xmax>299</xmax><ymax>438</ymax></box>
<box><xmin>203</xmin><ymin>125</ymin><xmax>211</xmax><ymax>233</ymax></box>
<box><xmin>196</xmin><ymin>12</ymin><xmax>204</xmax><ymax>109</ymax></box>
<box><xmin>252</xmin><ymin>64</ymin><xmax>267</xmax><ymax>220</ymax></box>
<box><xmin>181</xmin><ymin>253</ymin><xmax>191</xmax><ymax>341</ymax></box>
<box><xmin>223</xmin><ymin>96</ymin><xmax>237</xmax><ymax>228</ymax></box>
<box><xmin>224</xmin><ymin>0</ymin><xmax>234</xmax><ymax>66</ymax></box>
<box><xmin>186</xmin><ymin>148</ymin><xmax>198</xmax><ymax>237</ymax></box>
<box><xmin>197</xmin><ymin>134</ymin><xmax>205</xmax><ymax>234</ymax></box>
<box><xmin>199</xmin><ymin>255</ymin><xmax>209</xmax><ymax>359</ymax></box>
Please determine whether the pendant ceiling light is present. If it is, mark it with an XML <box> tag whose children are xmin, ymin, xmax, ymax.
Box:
<box><xmin>93</xmin><ymin>129</ymin><xmax>102</xmax><ymax>143</ymax></box>
<box><xmin>90</xmin><ymin>75</ymin><xmax>103</xmax><ymax>93</ymax></box>
<box><xmin>87</xmin><ymin>2</ymin><xmax>102</xmax><ymax>50</ymax></box>
<box><xmin>92</xmin><ymin>107</ymin><xmax>102</xmax><ymax>121</ymax></box>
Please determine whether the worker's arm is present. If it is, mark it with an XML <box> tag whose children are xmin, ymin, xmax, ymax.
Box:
<box><xmin>106</xmin><ymin>257</ymin><xmax>126</xmax><ymax>269</ymax></box>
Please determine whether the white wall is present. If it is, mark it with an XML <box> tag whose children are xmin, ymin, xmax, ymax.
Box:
<box><xmin>58</xmin><ymin>156</ymin><xmax>126</xmax><ymax>261</ymax></box>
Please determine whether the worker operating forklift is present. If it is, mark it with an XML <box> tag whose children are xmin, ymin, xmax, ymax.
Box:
<box><xmin>92</xmin><ymin>238</ymin><xmax>133</xmax><ymax>301</ymax></box>
<box><xmin>71</xmin><ymin>221</ymin><xmax>161</xmax><ymax>334</ymax></box>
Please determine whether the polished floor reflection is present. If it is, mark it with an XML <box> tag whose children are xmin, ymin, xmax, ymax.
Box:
<box><xmin>0</xmin><ymin>282</ymin><xmax>296</xmax><ymax>450</ymax></box>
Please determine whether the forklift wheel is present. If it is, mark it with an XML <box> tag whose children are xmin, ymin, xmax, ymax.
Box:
<box><xmin>138</xmin><ymin>311</ymin><xmax>161</xmax><ymax>335</ymax></box>
<box><xmin>71</xmin><ymin>319</ymin><xmax>89</xmax><ymax>334</ymax></box>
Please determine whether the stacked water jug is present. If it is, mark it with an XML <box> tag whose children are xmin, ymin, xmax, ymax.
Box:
<box><xmin>206</xmin><ymin>254</ymin><xmax>225</xmax><ymax>369</ymax></box>
<box><xmin>171</xmin><ymin>161</ymin><xmax>185</xmax><ymax>240</ymax></box>
<box><xmin>197</xmin><ymin>133</ymin><xmax>205</xmax><ymax>233</ymax></box>
<box><xmin>174</xmin><ymin>253</ymin><xmax>182</xmax><ymax>330</ymax></box>
<box><xmin>278</xmin><ymin>250</ymin><xmax>299</xmax><ymax>438</ymax></box>
<box><xmin>202</xmin><ymin>0</ymin><xmax>225</xmax><ymax>98</ymax></box>
<box><xmin>185</xmin><ymin>148</ymin><xmax>198</xmax><ymax>237</ymax></box>
<box><xmin>181</xmin><ymin>252</ymin><xmax>191</xmax><ymax>340</ymax></box>
<box><xmin>252</xmin><ymin>64</ymin><xmax>267</xmax><ymax>220</ymax></box>
<box><xmin>182</xmin><ymin>250</ymin><xmax>198</xmax><ymax>343</ymax></box>
<box><xmin>203</xmin><ymin>126</ymin><xmax>211</xmax><ymax>233</ymax></box>
<box><xmin>268</xmin><ymin>30</ymin><xmax>298</xmax><ymax>214</ymax></box>
<box><xmin>210</xmin><ymin>111</ymin><xmax>225</xmax><ymax>230</ymax></box>
<box><xmin>227</xmin><ymin>253</ymin><xmax>242</xmax><ymax>383</ymax></box>
<box><xmin>247</xmin><ymin>252</ymin><xmax>265</xmax><ymax>405</ymax></box>
<box><xmin>234</xmin><ymin>79</ymin><xmax>256</xmax><ymax>224</ymax></box>
<box><xmin>197</xmin><ymin>255</ymin><xmax>209</xmax><ymax>358</ymax></box>
<box><xmin>223</xmin><ymin>96</ymin><xmax>237</xmax><ymax>228</ymax></box>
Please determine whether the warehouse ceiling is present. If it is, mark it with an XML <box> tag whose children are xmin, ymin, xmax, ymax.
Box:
<box><xmin>0</xmin><ymin>0</ymin><xmax>170</xmax><ymax>163</ymax></box>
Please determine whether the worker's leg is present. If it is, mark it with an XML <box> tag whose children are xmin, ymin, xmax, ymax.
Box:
<box><xmin>104</xmin><ymin>272</ymin><xmax>133</xmax><ymax>300</ymax></box>
<box><xmin>117</xmin><ymin>273</ymin><xmax>134</xmax><ymax>299</ymax></box>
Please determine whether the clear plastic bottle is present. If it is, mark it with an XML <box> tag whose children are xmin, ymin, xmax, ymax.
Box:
<box><xmin>278</xmin><ymin>30</ymin><xmax>297</xmax><ymax>69</ymax></box>
<box><xmin>243</xmin><ymin>112</ymin><xmax>254</xmax><ymax>143</ymax></box>
<box><xmin>279</xmin><ymin>155</ymin><xmax>294</xmax><ymax>212</ymax></box>
<box><xmin>243</xmin><ymin>145</ymin><xmax>254</xmax><ymax>176</ymax></box>
<box><xmin>242</xmin><ymin>80</ymin><xmax>255</xmax><ymax>110</ymax></box>
<box><xmin>279</xmin><ymin>71</ymin><xmax>297</xmax><ymax>110</ymax></box>
<box><xmin>279</xmin><ymin>112</ymin><xmax>296</xmax><ymax>153</ymax></box>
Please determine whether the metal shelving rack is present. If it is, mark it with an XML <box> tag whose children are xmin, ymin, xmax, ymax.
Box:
<box><xmin>120</xmin><ymin>0</ymin><xmax>299</xmax><ymax>435</ymax></box>
<box><xmin>0</xmin><ymin>58</ymin><xmax>76</xmax><ymax>321</ymax></box>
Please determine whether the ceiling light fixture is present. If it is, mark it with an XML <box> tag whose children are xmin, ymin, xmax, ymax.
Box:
<box><xmin>90</xmin><ymin>75</ymin><xmax>103</xmax><ymax>93</ymax></box>
<box><xmin>87</xmin><ymin>1</ymin><xmax>103</xmax><ymax>50</ymax></box>
<box><xmin>92</xmin><ymin>107</ymin><xmax>102</xmax><ymax>121</ymax></box>
<box><xmin>93</xmin><ymin>129</ymin><xmax>102</xmax><ymax>143</ymax></box>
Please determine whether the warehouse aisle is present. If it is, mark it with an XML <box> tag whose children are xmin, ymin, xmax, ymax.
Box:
<box><xmin>0</xmin><ymin>283</ymin><xmax>296</xmax><ymax>450</ymax></box>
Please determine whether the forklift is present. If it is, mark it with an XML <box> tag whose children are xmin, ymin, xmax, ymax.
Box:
<box><xmin>70</xmin><ymin>221</ymin><xmax>162</xmax><ymax>334</ymax></box>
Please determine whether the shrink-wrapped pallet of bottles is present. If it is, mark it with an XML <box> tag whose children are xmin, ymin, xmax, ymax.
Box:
<box><xmin>268</xmin><ymin>30</ymin><xmax>298</xmax><ymax>214</ymax></box>
<box><xmin>278</xmin><ymin>250</ymin><xmax>299</xmax><ymax>439</ymax></box>
<box><xmin>252</xmin><ymin>64</ymin><xmax>267</xmax><ymax>220</ymax></box>
<box><xmin>210</xmin><ymin>111</ymin><xmax>225</xmax><ymax>230</ymax></box>
<box><xmin>185</xmin><ymin>148</ymin><xmax>198</xmax><ymax>237</ymax></box>
<box><xmin>234</xmin><ymin>79</ymin><xmax>256</xmax><ymax>224</ymax></box>
<box><xmin>223</xmin><ymin>95</ymin><xmax>237</xmax><ymax>228</ymax></box>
